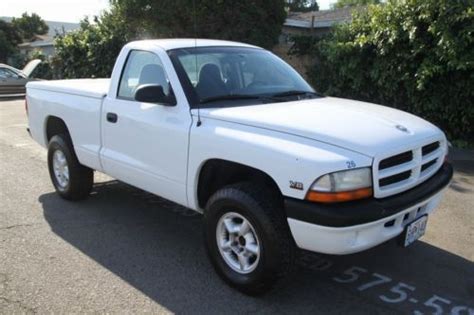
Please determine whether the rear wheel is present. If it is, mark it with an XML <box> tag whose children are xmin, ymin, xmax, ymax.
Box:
<box><xmin>47</xmin><ymin>134</ymin><xmax>93</xmax><ymax>200</ymax></box>
<box><xmin>204</xmin><ymin>182</ymin><xmax>295</xmax><ymax>295</ymax></box>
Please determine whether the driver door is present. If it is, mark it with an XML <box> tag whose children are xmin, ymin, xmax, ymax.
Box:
<box><xmin>100</xmin><ymin>49</ymin><xmax>191</xmax><ymax>206</ymax></box>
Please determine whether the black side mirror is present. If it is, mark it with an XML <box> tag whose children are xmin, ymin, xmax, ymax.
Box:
<box><xmin>134</xmin><ymin>84</ymin><xmax>176</xmax><ymax>105</ymax></box>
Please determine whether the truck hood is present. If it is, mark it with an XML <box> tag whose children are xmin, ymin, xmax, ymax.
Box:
<box><xmin>199</xmin><ymin>97</ymin><xmax>443</xmax><ymax>157</ymax></box>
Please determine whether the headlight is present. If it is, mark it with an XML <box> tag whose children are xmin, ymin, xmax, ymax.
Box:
<box><xmin>306</xmin><ymin>168</ymin><xmax>373</xmax><ymax>203</ymax></box>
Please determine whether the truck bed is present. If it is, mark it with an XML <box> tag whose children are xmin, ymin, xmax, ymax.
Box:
<box><xmin>26</xmin><ymin>78</ymin><xmax>110</xmax><ymax>172</ymax></box>
<box><xmin>27</xmin><ymin>78</ymin><xmax>110</xmax><ymax>99</ymax></box>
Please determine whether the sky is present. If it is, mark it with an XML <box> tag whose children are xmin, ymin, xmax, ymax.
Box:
<box><xmin>1</xmin><ymin>0</ymin><xmax>336</xmax><ymax>23</ymax></box>
<box><xmin>0</xmin><ymin>0</ymin><xmax>110</xmax><ymax>23</ymax></box>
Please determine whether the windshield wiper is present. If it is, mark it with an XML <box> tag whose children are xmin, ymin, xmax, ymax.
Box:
<box><xmin>200</xmin><ymin>94</ymin><xmax>284</xmax><ymax>104</ymax></box>
<box><xmin>271</xmin><ymin>90</ymin><xmax>322</xmax><ymax>98</ymax></box>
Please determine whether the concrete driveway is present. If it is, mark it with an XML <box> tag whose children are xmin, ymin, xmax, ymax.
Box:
<box><xmin>1</xmin><ymin>99</ymin><xmax>473</xmax><ymax>314</ymax></box>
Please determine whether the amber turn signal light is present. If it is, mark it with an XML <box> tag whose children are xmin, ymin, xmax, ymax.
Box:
<box><xmin>306</xmin><ymin>187</ymin><xmax>373</xmax><ymax>203</ymax></box>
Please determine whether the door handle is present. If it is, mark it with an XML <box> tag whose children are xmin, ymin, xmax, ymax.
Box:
<box><xmin>106</xmin><ymin>112</ymin><xmax>118</xmax><ymax>123</ymax></box>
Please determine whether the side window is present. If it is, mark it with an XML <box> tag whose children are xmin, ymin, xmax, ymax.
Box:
<box><xmin>118</xmin><ymin>50</ymin><xmax>172</xmax><ymax>100</ymax></box>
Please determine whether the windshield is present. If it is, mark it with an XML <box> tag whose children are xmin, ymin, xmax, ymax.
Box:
<box><xmin>168</xmin><ymin>46</ymin><xmax>317</xmax><ymax>107</ymax></box>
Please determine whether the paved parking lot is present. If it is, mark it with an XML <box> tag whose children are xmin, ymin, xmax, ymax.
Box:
<box><xmin>1</xmin><ymin>98</ymin><xmax>473</xmax><ymax>314</ymax></box>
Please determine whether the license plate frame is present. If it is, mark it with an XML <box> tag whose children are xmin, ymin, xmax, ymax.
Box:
<box><xmin>402</xmin><ymin>215</ymin><xmax>428</xmax><ymax>247</ymax></box>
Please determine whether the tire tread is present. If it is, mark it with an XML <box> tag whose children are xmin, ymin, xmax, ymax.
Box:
<box><xmin>48</xmin><ymin>134</ymin><xmax>93</xmax><ymax>200</ymax></box>
<box><xmin>205</xmin><ymin>182</ymin><xmax>295</xmax><ymax>295</ymax></box>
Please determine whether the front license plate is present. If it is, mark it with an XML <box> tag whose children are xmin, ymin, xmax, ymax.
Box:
<box><xmin>403</xmin><ymin>215</ymin><xmax>428</xmax><ymax>247</ymax></box>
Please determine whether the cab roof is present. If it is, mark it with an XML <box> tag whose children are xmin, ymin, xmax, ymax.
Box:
<box><xmin>126</xmin><ymin>38</ymin><xmax>261</xmax><ymax>51</ymax></box>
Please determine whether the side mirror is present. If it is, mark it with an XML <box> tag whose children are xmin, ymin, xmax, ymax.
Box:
<box><xmin>134</xmin><ymin>84</ymin><xmax>176</xmax><ymax>105</ymax></box>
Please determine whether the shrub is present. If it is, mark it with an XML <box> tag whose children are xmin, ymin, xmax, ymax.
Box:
<box><xmin>294</xmin><ymin>0</ymin><xmax>474</xmax><ymax>142</ymax></box>
<box><xmin>53</xmin><ymin>9</ymin><xmax>131</xmax><ymax>79</ymax></box>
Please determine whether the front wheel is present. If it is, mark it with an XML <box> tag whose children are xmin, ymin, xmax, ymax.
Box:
<box><xmin>203</xmin><ymin>182</ymin><xmax>295</xmax><ymax>295</ymax></box>
<box><xmin>47</xmin><ymin>134</ymin><xmax>93</xmax><ymax>200</ymax></box>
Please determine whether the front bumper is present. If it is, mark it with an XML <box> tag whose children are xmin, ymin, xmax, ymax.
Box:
<box><xmin>285</xmin><ymin>163</ymin><xmax>453</xmax><ymax>254</ymax></box>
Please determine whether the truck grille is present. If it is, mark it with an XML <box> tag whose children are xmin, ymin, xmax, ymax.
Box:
<box><xmin>373</xmin><ymin>139</ymin><xmax>446</xmax><ymax>198</ymax></box>
<box><xmin>379</xmin><ymin>151</ymin><xmax>413</xmax><ymax>170</ymax></box>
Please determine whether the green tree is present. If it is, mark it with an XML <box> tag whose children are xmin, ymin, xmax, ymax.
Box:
<box><xmin>54</xmin><ymin>1</ymin><xmax>287</xmax><ymax>78</ymax></box>
<box><xmin>295</xmin><ymin>0</ymin><xmax>474</xmax><ymax>142</ymax></box>
<box><xmin>0</xmin><ymin>20</ymin><xmax>22</xmax><ymax>62</ymax></box>
<box><xmin>112</xmin><ymin>0</ymin><xmax>287</xmax><ymax>49</ymax></box>
<box><xmin>332</xmin><ymin>0</ymin><xmax>380</xmax><ymax>9</ymax></box>
<box><xmin>53</xmin><ymin>8</ymin><xmax>133</xmax><ymax>78</ymax></box>
<box><xmin>11</xmin><ymin>12</ymin><xmax>49</xmax><ymax>41</ymax></box>
<box><xmin>287</xmin><ymin>0</ymin><xmax>319</xmax><ymax>12</ymax></box>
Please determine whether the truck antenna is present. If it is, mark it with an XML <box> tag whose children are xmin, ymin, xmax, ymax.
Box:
<box><xmin>193</xmin><ymin>0</ymin><xmax>202</xmax><ymax>127</ymax></box>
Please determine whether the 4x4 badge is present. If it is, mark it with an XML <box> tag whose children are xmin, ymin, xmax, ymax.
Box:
<box><xmin>289</xmin><ymin>181</ymin><xmax>304</xmax><ymax>190</ymax></box>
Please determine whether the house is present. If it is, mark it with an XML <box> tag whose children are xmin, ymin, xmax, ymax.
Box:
<box><xmin>17</xmin><ymin>20</ymin><xmax>80</xmax><ymax>58</ymax></box>
<box><xmin>274</xmin><ymin>7</ymin><xmax>357</xmax><ymax>76</ymax></box>
<box><xmin>18</xmin><ymin>34</ymin><xmax>56</xmax><ymax>57</ymax></box>
<box><xmin>281</xmin><ymin>7</ymin><xmax>355</xmax><ymax>41</ymax></box>
<box><xmin>0</xmin><ymin>17</ymin><xmax>79</xmax><ymax>58</ymax></box>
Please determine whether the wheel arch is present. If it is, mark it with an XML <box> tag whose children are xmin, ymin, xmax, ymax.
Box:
<box><xmin>195</xmin><ymin>158</ymin><xmax>283</xmax><ymax>210</ymax></box>
<box><xmin>44</xmin><ymin>115</ymin><xmax>72</xmax><ymax>145</ymax></box>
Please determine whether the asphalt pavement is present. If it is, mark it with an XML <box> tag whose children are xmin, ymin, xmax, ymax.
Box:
<box><xmin>1</xmin><ymin>98</ymin><xmax>473</xmax><ymax>314</ymax></box>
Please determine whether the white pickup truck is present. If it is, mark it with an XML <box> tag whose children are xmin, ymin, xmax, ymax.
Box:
<box><xmin>26</xmin><ymin>39</ymin><xmax>453</xmax><ymax>295</ymax></box>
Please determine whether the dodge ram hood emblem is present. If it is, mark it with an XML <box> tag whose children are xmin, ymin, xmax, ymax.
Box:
<box><xmin>396</xmin><ymin>124</ymin><xmax>409</xmax><ymax>133</ymax></box>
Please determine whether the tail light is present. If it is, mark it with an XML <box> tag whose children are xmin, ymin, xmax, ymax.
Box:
<box><xmin>25</xmin><ymin>98</ymin><xmax>28</xmax><ymax>116</ymax></box>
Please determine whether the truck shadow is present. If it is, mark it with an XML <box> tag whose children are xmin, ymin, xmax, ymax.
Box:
<box><xmin>39</xmin><ymin>180</ymin><xmax>474</xmax><ymax>314</ymax></box>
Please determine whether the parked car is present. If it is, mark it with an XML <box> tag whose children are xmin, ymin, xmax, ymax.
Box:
<box><xmin>0</xmin><ymin>60</ymin><xmax>41</xmax><ymax>97</ymax></box>
<box><xmin>25</xmin><ymin>39</ymin><xmax>453</xmax><ymax>295</ymax></box>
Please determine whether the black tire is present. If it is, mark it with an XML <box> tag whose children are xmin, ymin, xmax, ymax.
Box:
<box><xmin>203</xmin><ymin>182</ymin><xmax>295</xmax><ymax>295</ymax></box>
<box><xmin>47</xmin><ymin>134</ymin><xmax>93</xmax><ymax>200</ymax></box>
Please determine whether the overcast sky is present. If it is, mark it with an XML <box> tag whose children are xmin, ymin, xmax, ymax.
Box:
<box><xmin>1</xmin><ymin>0</ymin><xmax>336</xmax><ymax>23</ymax></box>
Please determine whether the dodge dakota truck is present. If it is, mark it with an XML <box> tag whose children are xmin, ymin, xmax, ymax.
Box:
<box><xmin>26</xmin><ymin>39</ymin><xmax>453</xmax><ymax>295</ymax></box>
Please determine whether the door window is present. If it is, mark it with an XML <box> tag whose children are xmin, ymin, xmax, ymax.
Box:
<box><xmin>118</xmin><ymin>50</ymin><xmax>172</xmax><ymax>100</ymax></box>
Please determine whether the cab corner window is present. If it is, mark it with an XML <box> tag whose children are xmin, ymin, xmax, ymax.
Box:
<box><xmin>117</xmin><ymin>50</ymin><xmax>172</xmax><ymax>101</ymax></box>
